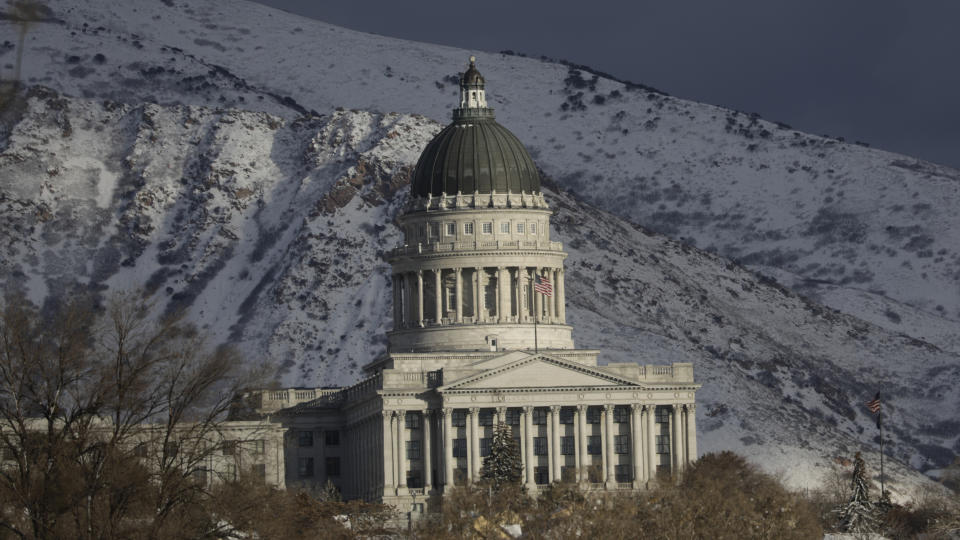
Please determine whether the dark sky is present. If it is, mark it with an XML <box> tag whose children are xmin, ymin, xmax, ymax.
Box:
<box><xmin>254</xmin><ymin>0</ymin><xmax>960</xmax><ymax>169</ymax></box>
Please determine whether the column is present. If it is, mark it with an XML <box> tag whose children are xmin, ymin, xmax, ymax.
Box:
<box><xmin>646</xmin><ymin>406</ymin><xmax>657</xmax><ymax>484</ymax></box>
<box><xmin>514</xmin><ymin>268</ymin><xmax>523</xmax><ymax>321</ymax></box>
<box><xmin>455</xmin><ymin>268</ymin><xmax>463</xmax><ymax>323</ymax></box>
<box><xmin>576</xmin><ymin>405</ymin><xmax>587</xmax><ymax>483</ymax></box>
<box><xmin>534</xmin><ymin>269</ymin><xmax>543</xmax><ymax>323</ymax></box>
<box><xmin>523</xmin><ymin>406</ymin><xmax>535</xmax><ymax>489</ymax></box>
<box><xmin>550</xmin><ymin>268</ymin><xmax>558</xmax><ymax>321</ymax></box>
<box><xmin>434</xmin><ymin>269</ymin><xmax>442</xmax><ymax>324</ymax></box>
<box><xmin>630</xmin><ymin>404</ymin><xmax>643</xmax><ymax>488</ymax></box>
<box><xmin>470</xmin><ymin>407</ymin><xmax>481</xmax><ymax>480</ymax></box>
<box><xmin>423</xmin><ymin>410</ymin><xmax>433</xmax><ymax>491</ymax></box>
<box><xmin>416</xmin><ymin>271</ymin><xmax>424</xmax><ymax>327</ymax></box>
<box><xmin>382</xmin><ymin>411</ymin><xmax>395</xmax><ymax>493</ymax></box>
<box><xmin>550</xmin><ymin>406</ymin><xmax>561</xmax><ymax>482</ymax></box>
<box><xmin>474</xmin><ymin>267</ymin><xmax>484</xmax><ymax>322</ymax></box>
<box><xmin>557</xmin><ymin>269</ymin><xmax>566</xmax><ymax>324</ymax></box>
<box><xmin>685</xmin><ymin>404</ymin><xmax>697</xmax><ymax>464</ymax></box>
<box><xmin>672</xmin><ymin>404</ymin><xmax>684</xmax><ymax>475</ymax></box>
<box><xmin>392</xmin><ymin>275</ymin><xmax>401</xmax><ymax>328</ymax></box>
<box><xmin>603</xmin><ymin>404</ymin><xmax>614</xmax><ymax>487</ymax></box>
<box><xmin>495</xmin><ymin>268</ymin><xmax>503</xmax><ymax>323</ymax></box>
<box><xmin>397</xmin><ymin>411</ymin><xmax>407</xmax><ymax>493</ymax></box>
<box><xmin>442</xmin><ymin>408</ymin><xmax>454</xmax><ymax>490</ymax></box>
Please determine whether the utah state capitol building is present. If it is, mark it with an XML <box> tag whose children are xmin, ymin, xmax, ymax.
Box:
<box><xmin>241</xmin><ymin>57</ymin><xmax>700</xmax><ymax>516</ymax></box>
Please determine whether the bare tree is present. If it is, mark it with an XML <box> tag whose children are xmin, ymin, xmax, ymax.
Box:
<box><xmin>0</xmin><ymin>291</ymin><xmax>261</xmax><ymax>539</ymax></box>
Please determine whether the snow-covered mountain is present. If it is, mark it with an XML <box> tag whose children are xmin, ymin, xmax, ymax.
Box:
<box><xmin>1</xmin><ymin>0</ymin><xmax>958</xmax><ymax>493</ymax></box>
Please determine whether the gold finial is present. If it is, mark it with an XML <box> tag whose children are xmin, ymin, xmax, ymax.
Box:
<box><xmin>469</xmin><ymin>55</ymin><xmax>476</xmax><ymax>66</ymax></box>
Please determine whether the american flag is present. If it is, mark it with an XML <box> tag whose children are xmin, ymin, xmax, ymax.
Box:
<box><xmin>866</xmin><ymin>392</ymin><xmax>881</xmax><ymax>414</ymax></box>
<box><xmin>533</xmin><ymin>274</ymin><xmax>553</xmax><ymax>297</ymax></box>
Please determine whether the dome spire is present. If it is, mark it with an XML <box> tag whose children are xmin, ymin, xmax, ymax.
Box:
<box><xmin>457</xmin><ymin>55</ymin><xmax>489</xmax><ymax>113</ymax></box>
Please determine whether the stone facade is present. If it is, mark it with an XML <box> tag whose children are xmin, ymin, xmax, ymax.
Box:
<box><xmin>236</xmin><ymin>58</ymin><xmax>700</xmax><ymax>518</ymax></box>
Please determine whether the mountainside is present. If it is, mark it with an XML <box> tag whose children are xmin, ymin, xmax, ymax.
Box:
<box><xmin>2</xmin><ymin>0</ymin><xmax>959</xmax><ymax>493</ymax></box>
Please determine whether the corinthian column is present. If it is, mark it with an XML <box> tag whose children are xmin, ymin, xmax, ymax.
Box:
<box><xmin>550</xmin><ymin>268</ymin><xmax>559</xmax><ymax>321</ymax></box>
<box><xmin>576</xmin><ymin>405</ymin><xmax>587</xmax><ymax>483</ymax></box>
<box><xmin>685</xmin><ymin>404</ymin><xmax>697</xmax><ymax>464</ymax></box>
<box><xmin>474</xmin><ymin>267</ymin><xmax>484</xmax><ymax>322</ymax></box>
<box><xmin>630</xmin><ymin>404</ymin><xmax>642</xmax><ymax>488</ymax></box>
<box><xmin>603</xmin><ymin>404</ymin><xmax>614</xmax><ymax>488</ymax></box>
<box><xmin>495</xmin><ymin>267</ymin><xmax>503</xmax><ymax>323</ymax></box>
<box><xmin>382</xmin><ymin>411</ymin><xmax>395</xmax><ymax>493</ymax></box>
<box><xmin>646</xmin><ymin>406</ymin><xmax>657</xmax><ymax>484</ymax></box>
<box><xmin>523</xmin><ymin>406</ymin><xmax>535</xmax><ymax>490</ymax></box>
<box><xmin>672</xmin><ymin>404</ymin><xmax>684</xmax><ymax>475</ymax></box>
<box><xmin>442</xmin><ymin>408</ymin><xmax>454</xmax><ymax>490</ymax></box>
<box><xmin>434</xmin><ymin>269</ymin><xmax>442</xmax><ymax>324</ymax></box>
<box><xmin>423</xmin><ymin>410</ymin><xmax>433</xmax><ymax>491</ymax></box>
<box><xmin>455</xmin><ymin>268</ymin><xmax>463</xmax><ymax>323</ymax></box>
<box><xmin>557</xmin><ymin>269</ymin><xmax>566</xmax><ymax>324</ymax></box>
<box><xmin>550</xmin><ymin>405</ymin><xmax>561</xmax><ymax>482</ymax></box>
<box><xmin>397</xmin><ymin>411</ymin><xmax>407</xmax><ymax>493</ymax></box>
<box><xmin>416</xmin><ymin>271</ymin><xmax>424</xmax><ymax>328</ymax></box>
<box><xmin>470</xmin><ymin>407</ymin><xmax>481</xmax><ymax>481</ymax></box>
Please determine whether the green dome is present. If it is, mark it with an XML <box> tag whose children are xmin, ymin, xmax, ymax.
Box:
<box><xmin>411</xmin><ymin>115</ymin><xmax>541</xmax><ymax>198</ymax></box>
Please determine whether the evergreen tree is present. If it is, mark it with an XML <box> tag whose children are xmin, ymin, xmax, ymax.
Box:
<box><xmin>480</xmin><ymin>422</ymin><xmax>523</xmax><ymax>489</ymax></box>
<box><xmin>836</xmin><ymin>452</ymin><xmax>879</xmax><ymax>534</ymax></box>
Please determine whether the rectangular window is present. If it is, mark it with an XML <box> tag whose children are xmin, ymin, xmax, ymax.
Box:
<box><xmin>656</xmin><ymin>435</ymin><xmax>670</xmax><ymax>454</ymax></box>
<box><xmin>429</xmin><ymin>222</ymin><xmax>440</xmax><ymax>239</ymax></box>
<box><xmin>326</xmin><ymin>457</ymin><xmax>341</xmax><ymax>477</ymax></box>
<box><xmin>561</xmin><ymin>466</ymin><xmax>577</xmax><ymax>483</ymax></box>
<box><xmin>534</xmin><ymin>466</ymin><xmax>549</xmax><ymax>485</ymax></box>
<box><xmin>407</xmin><ymin>471</ymin><xmax>423</xmax><ymax>489</ymax></box>
<box><xmin>517</xmin><ymin>223</ymin><xmax>525</xmax><ymax>234</ymax></box>
<box><xmin>587</xmin><ymin>407</ymin><xmax>601</xmax><ymax>424</ymax></box>
<box><xmin>250</xmin><ymin>440</ymin><xmax>265</xmax><ymax>454</ymax></box>
<box><xmin>452</xmin><ymin>410</ymin><xmax>467</xmax><ymax>427</ymax></box>
<box><xmin>615</xmin><ymin>435</ymin><xmax>630</xmax><ymax>454</ymax></box>
<box><xmin>534</xmin><ymin>437</ymin><xmax>547</xmax><ymax>456</ymax></box>
<box><xmin>614</xmin><ymin>406</ymin><xmax>629</xmax><ymax>424</ymax></box>
<box><xmin>532</xmin><ymin>408</ymin><xmax>547</xmax><ymax>425</ymax></box>
<box><xmin>479</xmin><ymin>409</ymin><xmax>494</xmax><ymax>426</ymax></box>
<box><xmin>506</xmin><ymin>408</ymin><xmax>521</xmax><ymax>426</ymax></box>
<box><xmin>530</xmin><ymin>223</ymin><xmax>537</xmax><ymax>235</ymax></box>
<box><xmin>561</xmin><ymin>436</ymin><xmax>574</xmax><ymax>455</ymax></box>
<box><xmin>405</xmin><ymin>412</ymin><xmax>421</xmax><ymax>429</ymax></box>
<box><xmin>446</xmin><ymin>222</ymin><xmax>456</xmax><ymax>236</ymax></box>
<box><xmin>253</xmin><ymin>463</ymin><xmax>266</xmax><ymax>481</ymax></box>
<box><xmin>192</xmin><ymin>468</ymin><xmax>208</xmax><ymax>486</ymax></box>
<box><xmin>587</xmin><ymin>435</ymin><xmax>601</xmax><ymax>455</ymax></box>
<box><xmin>134</xmin><ymin>443</ymin><xmax>147</xmax><ymax>458</ymax></box>
<box><xmin>655</xmin><ymin>406</ymin><xmax>670</xmax><ymax>424</ymax></box>
<box><xmin>222</xmin><ymin>440</ymin><xmax>237</xmax><ymax>456</ymax></box>
<box><xmin>453</xmin><ymin>439</ymin><xmax>467</xmax><ymax>458</ymax></box>
<box><xmin>406</xmin><ymin>440</ymin><xmax>421</xmax><ymax>460</ymax></box>
<box><xmin>298</xmin><ymin>431</ymin><xmax>314</xmax><ymax>448</ymax></box>
<box><xmin>481</xmin><ymin>222</ymin><xmax>493</xmax><ymax>234</ymax></box>
<box><xmin>325</xmin><ymin>430</ymin><xmax>340</xmax><ymax>446</ymax></box>
<box><xmin>464</xmin><ymin>222</ymin><xmax>474</xmax><ymax>235</ymax></box>
<box><xmin>298</xmin><ymin>457</ymin><xmax>314</xmax><ymax>477</ymax></box>
<box><xmin>224</xmin><ymin>462</ymin><xmax>237</xmax><ymax>482</ymax></box>
<box><xmin>419</xmin><ymin>224</ymin><xmax>427</xmax><ymax>239</ymax></box>
<box><xmin>615</xmin><ymin>464</ymin><xmax>632</xmax><ymax>483</ymax></box>
<box><xmin>559</xmin><ymin>408</ymin><xmax>574</xmax><ymax>424</ymax></box>
<box><xmin>500</xmin><ymin>222</ymin><xmax>510</xmax><ymax>233</ymax></box>
<box><xmin>480</xmin><ymin>438</ymin><xmax>491</xmax><ymax>457</ymax></box>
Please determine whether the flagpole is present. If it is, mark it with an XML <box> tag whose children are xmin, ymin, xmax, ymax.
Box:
<box><xmin>879</xmin><ymin>405</ymin><xmax>885</xmax><ymax>497</ymax></box>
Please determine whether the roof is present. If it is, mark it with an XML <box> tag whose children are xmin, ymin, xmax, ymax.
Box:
<box><xmin>411</xmin><ymin>114</ymin><xmax>541</xmax><ymax>197</ymax></box>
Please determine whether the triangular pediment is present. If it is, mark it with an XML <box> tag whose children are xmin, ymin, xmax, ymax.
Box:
<box><xmin>441</xmin><ymin>354</ymin><xmax>638</xmax><ymax>391</ymax></box>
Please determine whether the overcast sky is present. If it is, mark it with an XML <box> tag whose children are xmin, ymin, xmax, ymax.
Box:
<box><xmin>254</xmin><ymin>0</ymin><xmax>960</xmax><ymax>169</ymax></box>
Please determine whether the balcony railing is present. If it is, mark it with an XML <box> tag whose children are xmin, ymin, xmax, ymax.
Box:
<box><xmin>389</xmin><ymin>240</ymin><xmax>563</xmax><ymax>257</ymax></box>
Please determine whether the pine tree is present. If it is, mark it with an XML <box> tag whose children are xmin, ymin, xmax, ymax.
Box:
<box><xmin>836</xmin><ymin>452</ymin><xmax>879</xmax><ymax>534</ymax></box>
<box><xmin>480</xmin><ymin>422</ymin><xmax>523</xmax><ymax>490</ymax></box>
